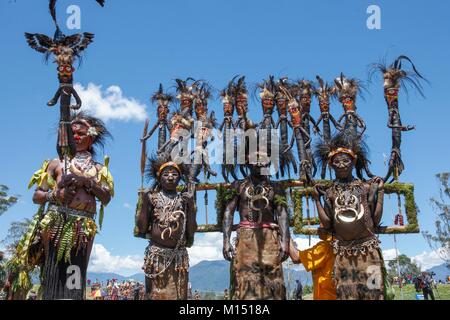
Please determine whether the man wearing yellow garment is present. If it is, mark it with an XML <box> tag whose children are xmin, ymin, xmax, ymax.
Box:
<box><xmin>289</xmin><ymin>228</ymin><xmax>337</xmax><ymax>300</ymax></box>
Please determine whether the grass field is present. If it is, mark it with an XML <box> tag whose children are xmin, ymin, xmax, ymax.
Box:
<box><xmin>300</xmin><ymin>284</ymin><xmax>450</xmax><ymax>300</ymax></box>
<box><xmin>392</xmin><ymin>284</ymin><xmax>450</xmax><ymax>300</ymax></box>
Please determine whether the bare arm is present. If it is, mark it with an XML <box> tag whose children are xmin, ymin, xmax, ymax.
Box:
<box><xmin>183</xmin><ymin>190</ymin><xmax>198</xmax><ymax>247</ymax></box>
<box><xmin>136</xmin><ymin>190</ymin><xmax>151</xmax><ymax>235</ymax></box>
<box><xmin>312</xmin><ymin>186</ymin><xmax>332</xmax><ymax>230</ymax></box>
<box><xmin>276</xmin><ymin>199</ymin><xmax>290</xmax><ymax>262</ymax></box>
<box><xmin>32</xmin><ymin>159</ymin><xmax>66</xmax><ymax>205</ymax></box>
<box><xmin>289</xmin><ymin>238</ymin><xmax>300</xmax><ymax>264</ymax></box>
<box><xmin>223</xmin><ymin>187</ymin><xmax>238</xmax><ymax>261</ymax></box>
<box><xmin>89</xmin><ymin>166</ymin><xmax>113</xmax><ymax>206</ymax></box>
<box><xmin>369</xmin><ymin>178</ymin><xmax>384</xmax><ymax>227</ymax></box>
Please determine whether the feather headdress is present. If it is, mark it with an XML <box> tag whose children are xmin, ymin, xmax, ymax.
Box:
<box><xmin>314</xmin><ymin>132</ymin><xmax>371</xmax><ymax>180</ymax></box>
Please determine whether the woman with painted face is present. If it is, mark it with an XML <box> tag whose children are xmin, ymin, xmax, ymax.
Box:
<box><xmin>9</xmin><ymin>113</ymin><xmax>114</xmax><ymax>300</ymax></box>
<box><xmin>135</xmin><ymin>155</ymin><xmax>197</xmax><ymax>300</ymax></box>
<box><xmin>312</xmin><ymin>133</ymin><xmax>386</xmax><ymax>300</ymax></box>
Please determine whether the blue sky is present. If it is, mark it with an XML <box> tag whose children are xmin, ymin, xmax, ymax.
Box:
<box><xmin>0</xmin><ymin>0</ymin><xmax>449</xmax><ymax>274</ymax></box>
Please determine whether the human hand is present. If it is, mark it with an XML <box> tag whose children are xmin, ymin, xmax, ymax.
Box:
<box><xmin>223</xmin><ymin>241</ymin><xmax>235</xmax><ymax>261</ymax></box>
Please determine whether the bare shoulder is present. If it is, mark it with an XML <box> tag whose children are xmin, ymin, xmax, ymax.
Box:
<box><xmin>47</xmin><ymin>158</ymin><xmax>61</xmax><ymax>173</ymax></box>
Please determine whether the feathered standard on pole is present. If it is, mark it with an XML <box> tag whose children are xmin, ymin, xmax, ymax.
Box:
<box><xmin>141</xmin><ymin>84</ymin><xmax>174</xmax><ymax>151</ymax></box>
<box><xmin>219</xmin><ymin>78</ymin><xmax>238</xmax><ymax>183</ymax></box>
<box><xmin>369</xmin><ymin>55</ymin><xmax>427</xmax><ymax>182</ymax></box>
<box><xmin>25</xmin><ymin>0</ymin><xmax>105</xmax><ymax>160</ymax></box>
<box><xmin>278</xmin><ymin>81</ymin><xmax>312</xmax><ymax>184</ymax></box>
<box><xmin>275</xmin><ymin>78</ymin><xmax>298</xmax><ymax>179</ymax></box>
<box><xmin>314</xmin><ymin>76</ymin><xmax>341</xmax><ymax>179</ymax></box>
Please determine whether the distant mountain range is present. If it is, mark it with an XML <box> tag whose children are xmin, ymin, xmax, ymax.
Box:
<box><xmin>87</xmin><ymin>260</ymin><xmax>449</xmax><ymax>293</ymax></box>
<box><xmin>88</xmin><ymin>260</ymin><xmax>313</xmax><ymax>293</ymax></box>
<box><xmin>427</xmin><ymin>263</ymin><xmax>450</xmax><ymax>282</ymax></box>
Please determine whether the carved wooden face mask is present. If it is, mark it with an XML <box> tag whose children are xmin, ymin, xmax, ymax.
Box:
<box><xmin>276</xmin><ymin>97</ymin><xmax>287</xmax><ymax>115</ymax></box>
<box><xmin>288</xmin><ymin>100</ymin><xmax>302</xmax><ymax>127</ymax></box>
<box><xmin>318</xmin><ymin>97</ymin><xmax>330</xmax><ymax>113</ymax></box>
<box><xmin>262</xmin><ymin>97</ymin><xmax>274</xmax><ymax>113</ymax></box>
<box><xmin>384</xmin><ymin>88</ymin><xmax>399</xmax><ymax>106</ymax></box>
<box><xmin>341</xmin><ymin>97</ymin><xmax>355</xmax><ymax>112</ymax></box>
<box><xmin>58</xmin><ymin>64</ymin><xmax>74</xmax><ymax>83</ymax></box>
<box><xmin>300</xmin><ymin>95</ymin><xmax>311</xmax><ymax>110</ymax></box>
<box><xmin>157</xmin><ymin>104</ymin><xmax>169</xmax><ymax>121</ymax></box>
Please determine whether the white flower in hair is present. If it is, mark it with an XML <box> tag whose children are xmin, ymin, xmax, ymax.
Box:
<box><xmin>87</xmin><ymin>127</ymin><xmax>99</xmax><ymax>137</ymax></box>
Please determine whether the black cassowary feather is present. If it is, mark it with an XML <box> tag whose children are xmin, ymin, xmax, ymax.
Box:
<box><xmin>369</xmin><ymin>55</ymin><xmax>428</xmax><ymax>98</ymax></box>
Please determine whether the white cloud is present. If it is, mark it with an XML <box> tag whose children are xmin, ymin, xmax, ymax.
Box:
<box><xmin>123</xmin><ymin>203</ymin><xmax>132</xmax><ymax>209</ymax></box>
<box><xmin>74</xmin><ymin>83</ymin><xmax>147</xmax><ymax>122</ymax></box>
<box><xmin>412</xmin><ymin>249</ymin><xmax>446</xmax><ymax>271</ymax></box>
<box><xmin>188</xmin><ymin>232</ymin><xmax>225</xmax><ymax>267</ymax></box>
<box><xmin>382</xmin><ymin>248</ymin><xmax>401</xmax><ymax>262</ymax></box>
<box><xmin>88</xmin><ymin>244</ymin><xmax>143</xmax><ymax>276</ymax></box>
<box><xmin>382</xmin><ymin>247</ymin><xmax>446</xmax><ymax>271</ymax></box>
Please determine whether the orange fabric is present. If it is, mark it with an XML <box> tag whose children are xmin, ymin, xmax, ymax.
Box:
<box><xmin>298</xmin><ymin>238</ymin><xmax>337</xmax><ymax>300</ymax></box>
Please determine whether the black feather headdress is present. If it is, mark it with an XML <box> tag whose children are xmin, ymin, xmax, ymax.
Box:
<box><xmin>369</xmin><ymin>55</ymin><xmax>427</xmax><ymax>97</ymax></box>
<box><xmin>25</xmin><ymin>0</ymin><xmax>104</xmax><ymax>64</ymax></box>
<box><xmin>145</xmin><ymin>153</ymin><xmax>188</xmax><ymax>188</ymax></box>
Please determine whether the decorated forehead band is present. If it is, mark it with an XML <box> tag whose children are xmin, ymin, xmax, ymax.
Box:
<box><xmin>328</xmin><ymin>148</ymin><xmax>357</xmax><ymax>161</ymax></box>
<box><xmin>158</xmin><ymin>161</ymin><xmax>181</xmax><ymax>176</ymax></box>
<box><xmin>71</xmin><ymin>119</ymin><xmax>98</xmax><ymax>137</ymax></box>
